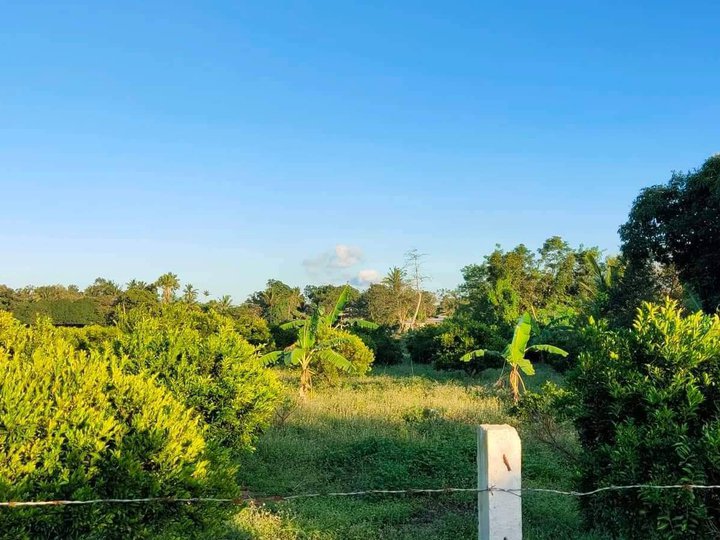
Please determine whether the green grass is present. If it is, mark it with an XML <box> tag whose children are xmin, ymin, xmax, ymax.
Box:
<box><xmin>222</xmin><ymin>363</ymin><xmax>607</xmax><ymax>539</ymax></box>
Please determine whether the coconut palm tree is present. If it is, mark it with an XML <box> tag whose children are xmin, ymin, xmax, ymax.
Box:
<box><xmin>461</xmin><ymin>312</ymin><xmax>568</xmax><ymax>402</ymax></box>
<box><xmin>155</xmin><ymin>273</ymin><xmax>180</xmax><ymax>304</ymax></box>
<box><xmin>216</xmin><ymin>295</ymin><xmax>233</xmax><ymax>314</ymax></box>
<box><xmin>182</xmin><ymin>284</ymin><xmax>199</xmax><ymax>304</ymax></box>
<box><xmin>382</xmin><ymin>266</ymin><xmax>411</xmax><ymax>330</ymax></box>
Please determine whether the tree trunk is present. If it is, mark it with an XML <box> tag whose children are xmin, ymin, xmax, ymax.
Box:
<box><xmin>299</xmin><ymin>367</ymin><xmax>312</xmax><ymax>399</ymax></box>
<box><xmin>409</xmin><ymin>290</ymin><xmax>422</xmax><ymax>330</ymax></box>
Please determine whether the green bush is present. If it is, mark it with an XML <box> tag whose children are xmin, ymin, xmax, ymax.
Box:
<box><xmin>12</xmin><ymin>298</ymin><xmax>103</xmax><ymax>326</ymax></box>
<box><xmin>570</xmin><ymin>300</ymin><xmax>720</xmax><ymax>538</ymax></box>
<box><xmin>225</xmin><ymin>305</ymin><xmax>273</xmax><ymax>347</ymax></box>
<box><xmin>114</xmin><ymin>305</ymin><xmax>280</xmax><ymax>449</ymax></box>
<box><xmin>352</xmin><ymin>325</ymin><xmax>404</xmax><ymax>365</ymax></box>
<box><xmin>431</xmin><ymin>319</ymin><xmax>507</xmax><ymax>373</ymax></box>
<box><xmin>404</xmin><ymin>325</ymin><xmax>443</xmax><ymax>364</ymax></box>
<box><xmin>317</xmin><ymin>326</ymin><xmax>375</xmax><ymax>380</ymax></box>
<box><xmin>269</xmin><ymin>324</ymin><xmax>297</xmax><ymax>350</ymax></box>
<box><xmin>0</xmin><ymin>312</ymin><xmax>223</xmax><ymax>539</ymax></box>
<box><xmin>528</xmin><ymin>315</ymin><xmax>581</xmax><ymax>373</ymax></box>
<box><xmin>61</xmin><ymin>324</ymin><xmax>120</xmax><ymax>351</ymax></box>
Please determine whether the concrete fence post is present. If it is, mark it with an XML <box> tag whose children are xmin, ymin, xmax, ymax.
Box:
<box><xmin>477</xmin><ymin>424</ymin><xmax>522</xmax><ymax>540</ymax></box>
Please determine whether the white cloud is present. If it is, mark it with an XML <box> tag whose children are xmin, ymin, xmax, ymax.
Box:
<box><xmin>303</xmin><ymin>244</ymin><xmax>364</xmax><ymax>281</ymax></box>
<box><xmin>350</xmin><ymin>269</ymin><xmax>381</xmax><ymax>288</ymax></box>
<box><xmin>356</xmin><ymin>269</ymin><xmax>380</xmax><ymax>284</ymax></box>
<box><xmin>333</xmin><ymin>244</ymin><xmax>363</xmax><ymax>268</ymax></box>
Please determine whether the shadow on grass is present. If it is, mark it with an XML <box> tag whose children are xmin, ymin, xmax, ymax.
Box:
<box><xmin>370</xmin><ymin>362</ymin><xmax>473</xmax><ymax>384</ymax></box>
<box><xmin>227</xmin><ymin>368</ymin><xmax>605</xmax><ymax>540</ymax></box>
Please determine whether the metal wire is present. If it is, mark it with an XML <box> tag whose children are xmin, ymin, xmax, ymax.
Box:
<box><xmin>1</xmin><ymin>484</ymin><xmax>718</xmax><ymax>508</ymax></box>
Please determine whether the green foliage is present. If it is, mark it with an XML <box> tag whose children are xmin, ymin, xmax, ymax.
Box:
<box><xmin>0</xmin><ymin>312</ymin><xmax>222</xmax><ymax>539</ymax></box>
<box><xmin>114</xmin><ymin>304</ymin><xmax>280</xmax><ymax>449</ymax></box>
<box><xmin>620</xmin><ymin>155</ymin><xmax>720</xmax><ymax>312</ymax></box>
<box><xmin>318</xmin><ymin>326</ymin><xmax>375</xmax><ymax>379</ymax></box>
<box><xmin>114</xmin><ymin>280</ymin><xmax>160</xmax><ymax>315</ymax></box>
<box><xmin>155</xmin><ymin>273</ymin><xmax>180</xmax><ymax>304</ymax></box>
<box><xmin>455</xmin><ymin>238</ymin><xmax>600</xmax><ymax>328</ymax></box>
<box><xmin>261</xmin><ymin>288</ymin><xmax>375</xmax><ymax>396</ymax></box>
<box><xmin>570</xmin><ymin>299</ymin><xmax>720</xmax><ymax>538</ymax></box>
<box><xmin>12</xmin><ymin>297</ymin><xmax>103</xmax><ymax>326</ymax></box>
<box><xmin>352</xmin><ymin>269</ymin><xmax>435</xmax><ymax>332</ymax></box>
<box><xmin>304</xmin><ymin>284</ymin><xmax>361</xmax><ymax>316</ymax></box>
<box><xmin>220</xmin><ymin>304</ymin><xmax>273</xmax><ymax>347</ymax></box>
<box><xmin>461</xmin><ymin>313</ymin><xmax>568</xmax><ymax>401</ymax></box>
<box><xmin>410</xmin><ymin>318</ymin><xmax>507</xmax><ymax>372</ymax></box>
<box><xmin>248</xmin><ymin>280</ymin><xmax>304</xmax><ymax>326</ymax></box>
<box><xmin>404</xmin><ymin>325</ymin><xmax>444</xmax><ymax>364</ymax></box>
<box><xmin>529</xmin><ymin>315</ymin><xmax>581</xmax><ymax>373</ymax></box>
<box><xmin>62</xmin><ymin>324</ymin><xmax>121</xmax><ymax>351</ymax></box>
<box><xmin>352</xmin><ymin>325</ymin><xmax>404</xmax><ymax>365</ymax></box>
<box><xmin>270</xmin><ymin>323</ymin><xmax>299</xmax><ymax>350</ymax></box>
<box><xmin>84</xmin><ymin>278</ymin><xmax>122</xmax><ymax>322</ymax></box>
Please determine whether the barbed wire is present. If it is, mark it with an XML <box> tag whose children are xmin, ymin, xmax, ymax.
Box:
<box><xmin>1</xmin><ymin>484</ymin><xmax>719</xmax><ymax>508</ymax></box>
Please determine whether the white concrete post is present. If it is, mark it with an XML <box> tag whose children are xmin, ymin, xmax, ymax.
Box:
<box><xmin>477</xmin><ymin>424</ymin><xmax>522</xmax><ymax>540</ymax></box>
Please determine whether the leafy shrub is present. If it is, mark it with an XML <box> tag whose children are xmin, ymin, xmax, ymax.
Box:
<box><xmin>269</xmin><ymin>324</ymin><xmax>298</xmax><ymax>350</ymax></box>
<box><xmin>352</xmin><ymin>325</ymin><xmax>404</xmax><ymax>365</ymax></box>
<box><xmin>0</xmin><ymin>312</ymin><xmax>224</xmax><ymax>539</ymax></box>
<box><xmin>431</xmin><ymin>319</ymin><xmax>507</xmax><ymax>372</ymax></box>
<box><xmin>12</xmin><ymin>298</ymin><xmax>103</xmax><ymax>326</ymax></box>
<box><xmin>317</xmin><ymin>326</ymin><xmax>375</xmax><ymax>381</ymax></box>
<box><xmin>404</xmin><ymin>325</ymin><xmax>443</xmax><ymax>364</ymax></box>
<box><xmin>570</xmin><ymin>300</ymin><xmax>720</xmax><ymax>538</ymax></box>
<box><xmin>113</xmin><ymin>305</ymin><xmax>280</xmax><ymax>449</ymax></box>
<box><xmin>225</xmin><ymin>305</ymin><xmax>273</xmax><ymax>347</ymax></box>
<box><xmin>61</xmin><ymin>324</ymin><xmax>120</xmax><ymax>351</ymax></box>
<box><xmin>528</xmin><ymin>315</ymin><xmax>581</xmax><ymax>373</ymax></box>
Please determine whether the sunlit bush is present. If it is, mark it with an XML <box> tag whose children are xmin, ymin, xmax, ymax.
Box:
<box><xmin>317</xmin><ymin>326</ymin><xmax>375</xmax><ymax>380</ymax></box>
<box><xmin>114</xmin><ymin>305</ymin><xmax>280</xmax><ymax>449</ymax></box>
<box><xmin>571</xmin><ymin>300</ymin><xmax>720</xmax><ymax>538</ymax></box>
<box><xmin>0</xmin><ymin>313</ymin><xmax>222</xmax><ymax>539</ymax></box>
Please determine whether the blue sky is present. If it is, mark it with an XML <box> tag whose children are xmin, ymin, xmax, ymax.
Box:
<box><xmin>1</xmin><ymin>1</ymin><xmax>719</xmax><ymax>300</ymax></box>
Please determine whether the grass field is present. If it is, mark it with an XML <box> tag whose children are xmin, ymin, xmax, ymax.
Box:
<box><xmin>222</xmin><ymin>364</ymin><xmax>607</xmax><ymax>539</ymax></box>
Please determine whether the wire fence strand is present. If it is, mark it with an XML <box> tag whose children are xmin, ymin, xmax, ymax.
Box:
<box><xmin>2</xmin><ymin>484</ymin><xmax>720</xmax><ymax>508</ymax></box>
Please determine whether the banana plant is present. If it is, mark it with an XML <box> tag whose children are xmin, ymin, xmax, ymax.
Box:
<box><xmin>461</xmin><ymin>312</ymin><xmax>568</xmax><ymax>402</ymax></box>
<box><xmin>261</xmin><ymin>309</ymin><xmax>354</xmax><ymax>398</ymax></box>
<box><xmin>280</xmin><ymin>285</ymin><xmax>378</xmax><ymax>331</ymax></box>
<box><xmin>260</xmin><ymin>285</ymin><xmax>373</xmax><ymax>398</ymax></box>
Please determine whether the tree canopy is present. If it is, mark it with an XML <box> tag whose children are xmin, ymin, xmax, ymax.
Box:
<box><xmin>620</xmin><ymin>155</ymin><xmax>720</xmax><ymax>312</ymax></box>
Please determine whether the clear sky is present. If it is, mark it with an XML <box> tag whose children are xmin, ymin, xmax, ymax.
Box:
<box><xmin>1</xmin><ymin>1</ymin><xmax>719</xmax><ymax>300</ymax></box>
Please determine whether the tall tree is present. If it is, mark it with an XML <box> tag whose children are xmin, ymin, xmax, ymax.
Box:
<box><xmin>382</xmin><ymin>267</ymin><xmax>412</xmax><ymax>330</ymax></box>
<box><xmin>248</xmin><ymin>279</ymin><xmax>304</xmax><ymax>325</ymax></box>
<box><xmin>155</xmin><ymin>273</ymin><xmax>180</xmax><ymax>304</ymax></box>
<box><xmin>405</xmin><ymin>249</ymin><xmax>429</xmax><ymax>330</ymax></box>
<box><xmin>115</xmin><ymin>280</ymin><xmax>159</xmax><ymax>314</ymax></box>
<box><xmin>215</xmin><ymin>295</ymin><xmax>233</xmax><ymax>314</ymax></box>
<box><xmin>304</xmin><ymin>284</ymin><xmax>361</xmax><ymax>316</ymax></box>
<box><xmin>620</xmin><ymin>155</ymin><xmax>720</xmax><ymax>312</ymax></box>
<box><xmin>84</xmin><ymin>278</ymin><xmax>122</xmax><ymax>322</ymax></box>
<box><xmin>0</xmin><ymin>285</ymin><xmax>15</xmax><ymax>311</ymax></box>
<box><xmin>182</xmin><ymin>284</ymin><xmax>199</xmax><ymax>304</ymax></box>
